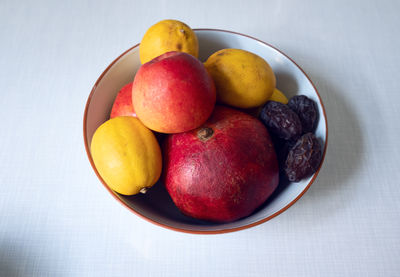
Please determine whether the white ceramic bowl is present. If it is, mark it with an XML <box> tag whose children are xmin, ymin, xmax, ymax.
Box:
<box><xmin>83</xmin><ymin>29</ymin><xmax>328</xmax><ymax>234</ymax></box>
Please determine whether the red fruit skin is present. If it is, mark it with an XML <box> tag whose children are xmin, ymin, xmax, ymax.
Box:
<box><xmin>163</xmin><ymin>106</ymin><xmax>279</xmax><ymax>223</ymax></box>
<box><xmin>110</xmin><ymin>82</ymin><xmax>136</xmax><ymax>118</ymax></box>
<box><xmin>132</xmin><ymin>51</ymin><xmax>216</xmax><ymax>133</ymax></box>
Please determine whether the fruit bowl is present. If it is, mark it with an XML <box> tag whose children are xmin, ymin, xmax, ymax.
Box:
<box><xmin>83</xmin><ymin>29</ymin><xmax>328</xmax><ymax>234</ymax></box>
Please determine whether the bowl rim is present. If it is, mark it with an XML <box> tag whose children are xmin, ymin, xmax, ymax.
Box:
<box><xmin>83</xmin><ymin>28</ymin><xmax>328</xmax><ymax>234</ymax></box>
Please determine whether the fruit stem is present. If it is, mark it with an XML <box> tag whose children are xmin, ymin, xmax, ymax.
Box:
<box><xmin>197</xmin><ymin>127</ymin><xmax>214</xmax><ymax>141</ymax></box>
<box><xmin>140</xmin><ymin>187</ymin><xmax>148</xmax><ymax>194</ymax></box>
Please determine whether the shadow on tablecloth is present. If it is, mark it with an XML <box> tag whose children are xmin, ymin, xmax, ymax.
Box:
<box><xmin>294</xmin><ymin>60</ymin><xmax>365</xmax><ymax>214</ymax></box>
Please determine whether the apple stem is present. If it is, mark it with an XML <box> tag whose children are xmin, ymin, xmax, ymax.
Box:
<box><xmin>197</xmin><ymin>127</ymin><xmax>214</xmax><ymax>141</ymax></box>
<box><xmin>140</xmin><ymin>187</ymin><xmax>148</xmax><ymax>194</ymax></box>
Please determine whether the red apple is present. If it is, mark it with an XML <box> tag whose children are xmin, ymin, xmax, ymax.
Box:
<box><xmin>110</xmin><ymin>82</ymin><xmax>136</xmax><ymax>118</ymax></box>
<box><xmin>163</xmin><ymin>106</ymin><xmax>279</xmax><ymax>222</ymax></box>
<box><xmin>132</xmin><ymin>51</ymin><xmax>216</xmax><ymax>133</ymax></box>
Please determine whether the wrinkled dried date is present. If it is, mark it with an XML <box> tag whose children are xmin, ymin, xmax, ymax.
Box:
<box><xmin>288</xmin><ymin>95</ymin><xmax>318</xmax><ymax>133</ymax></box>
<box><xmin>259</xmin><ymin>101</ymin><xmax>302</xmax><ymax>140</ymax></box>
<box><xmin>285</xmin><ymin>133</ymin><xmax>322</xmax><ymax>182</ymax></box>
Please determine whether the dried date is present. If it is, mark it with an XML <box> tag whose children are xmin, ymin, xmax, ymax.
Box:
<box><xmin>284</xmin><ymin>133</ymin><xmax>322</xmax><ymax>182</ymax></box>
<box><xmin>288</xmin><ymin>95</ymin><xmax>318</xmax><ymax>133</ymax></box>
<box><xmin>259</xmin><ymin>101</ymin><xmax>302</xmax><ymax>140</ymax></box>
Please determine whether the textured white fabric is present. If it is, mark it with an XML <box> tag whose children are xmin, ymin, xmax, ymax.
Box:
<box><xmin>1</xmin><ymin>0</ymin><xmax>399</xmax><ymax>276</ymax></box>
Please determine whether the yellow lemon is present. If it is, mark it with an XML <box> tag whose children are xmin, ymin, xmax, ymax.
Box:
<box><xmin>204</xmin><ymin>48</ymin><xmax>276</xmax><ymax>109</ymax></box>
<box><xmin>90</xmin><ymin>116</ymin><xmax>162</xmax><ymax>195</ymax></box>
<box><xmin>270</xmin><ymin>88</ymin><xmax>288</xmax><ymax>104</ymax></box>
<box><xmin>139</xmin><ymin>19</ymin><xmax>199</xmax><ymax>64</ymax></box>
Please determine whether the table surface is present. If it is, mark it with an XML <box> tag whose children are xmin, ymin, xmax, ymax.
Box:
<box><xmin>1</xmin><ymin>0</ymin><xmax>399</xmax><ymax>276</ymax></box>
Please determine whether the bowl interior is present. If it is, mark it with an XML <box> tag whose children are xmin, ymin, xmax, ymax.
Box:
<box><xmin>84</xmin><ymin>29</ymin><xmax>327</xmax><ymax>233</ymax></box>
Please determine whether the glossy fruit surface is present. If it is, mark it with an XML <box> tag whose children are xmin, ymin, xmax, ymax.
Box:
<box><xmin>90</xmin><ymin>117</ymin><xmax>162</xmax><ymax>195</ymax></box>
<box><xmin>132</xmin><ymin>51</ymin><xmax>216</xmax><ymax>133</ymax></box>
<box><xmin>204</xmin><ymin>48</ymin><xmax>276</xmax><ymax>108</ymax></box>
<box><xmin>139</xmin><ymin>19</ymin><xmax>198</xmax><ymax>64</ymax></box>
<box><xmin>110</xmin><ymin>83</ymin><xmax>136</xmax><ymax>118</ymax></box>
<box><xmin>269</xmin><ymin>88</ymin><xmax>288</xmax><ymax>104</ymax></box>
<box><xmin>163</xmin><ymin>106</ymin><xmax>279</xmax><ymax>222</ymax></box>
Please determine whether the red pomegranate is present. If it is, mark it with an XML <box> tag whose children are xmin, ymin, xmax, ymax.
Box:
<box><xmin>162</xmin><ymin>106</ymin><xmax>279</xmax><ymax>222</ymax></box>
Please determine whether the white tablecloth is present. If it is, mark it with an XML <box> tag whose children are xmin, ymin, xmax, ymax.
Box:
<box><xmin>1</xmin><ymin>0</ymin><xmax>399</xmax><ymax>276</ymax></box>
